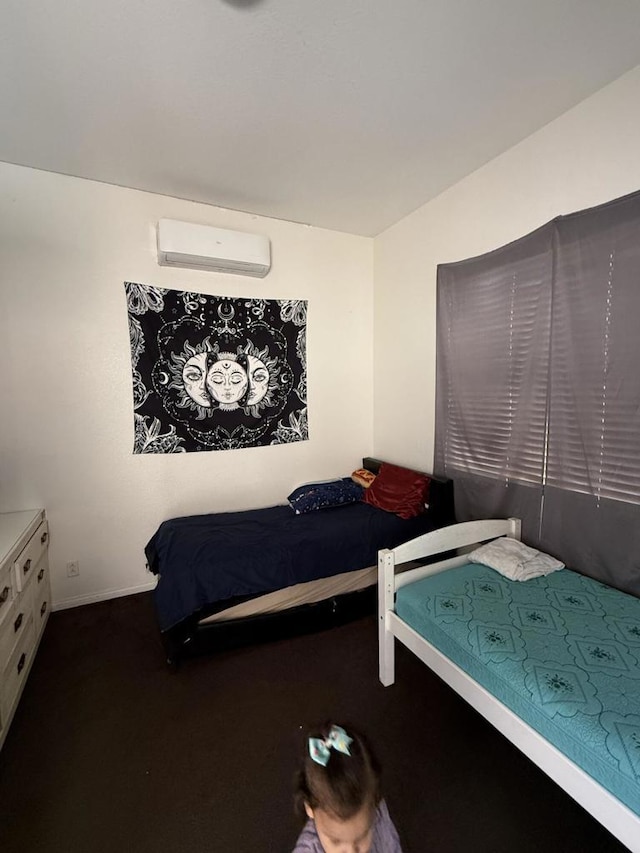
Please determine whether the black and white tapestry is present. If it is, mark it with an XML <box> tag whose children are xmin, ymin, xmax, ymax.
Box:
<box><xmin>125</xmin><ymin>282</ymin><xmax>308</xmax><ymax>453</ymax></box>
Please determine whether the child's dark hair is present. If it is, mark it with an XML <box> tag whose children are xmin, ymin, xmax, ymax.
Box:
<box><xmin>295</xmin><ymin>722</ymin><xmax>381</xmax><ymax>821</ymax></box>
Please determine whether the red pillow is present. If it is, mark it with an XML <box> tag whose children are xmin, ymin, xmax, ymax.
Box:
<box><xmin>362</xmin><ymin>463</ymin><xmax>430</xmax><ymax>519</ymax></box>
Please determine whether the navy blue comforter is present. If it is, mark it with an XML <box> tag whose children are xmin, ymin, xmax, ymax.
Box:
<box><xmin>146</xmin><ymin>502</ymin><xmax>439</xmax><ymax>631</ymax></box>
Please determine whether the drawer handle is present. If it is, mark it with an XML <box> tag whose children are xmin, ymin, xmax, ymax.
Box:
<box><xmin>17</xmin><ymin>652</ymin><xmax>26</xmax><ymax>674</ymax></box>
<box><xmin>14</xmin><ymin>612</ymin><xmax>24</xmax><ymax>633</ymax></box>
<box><xmin>38</xmin><ymin>568</ymin><xmax>45</xmax><ymax>582</ymax></box>
<box><xmin>24</xmin><ymin>558</ymin><xmax>32</xmax><ymax>574</ymax></box>
<box><xmin>0</xmin><ymin>585</ymin><xmax>9</xmax><ymax>605</ymax></box>
<box><xmin>41</xmin><ymin>531</ymin><xmax>48</xmax><ymax>545</ymax></box>
<box><xmin>40</xmin><ymin>601</ymin><xmax>48</xmax><ymax>617</ymax></box>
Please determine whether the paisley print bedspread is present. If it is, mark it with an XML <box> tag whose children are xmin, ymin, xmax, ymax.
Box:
<box><xmin>396</xmin><ymin>564</ymin><xmax>640</xmax><ymax>816</ymax></box>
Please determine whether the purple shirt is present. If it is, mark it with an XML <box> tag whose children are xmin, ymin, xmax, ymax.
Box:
<box><xmin>292</xmin><ymin>800</ymin><xmax>403</xmax><ymax>852</ymax></box>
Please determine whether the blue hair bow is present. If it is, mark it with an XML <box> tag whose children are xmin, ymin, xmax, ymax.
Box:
<box><xmin>309</xmin><ymin>725</ymin><xmax>353</xmax><ymax>766</ymax></box>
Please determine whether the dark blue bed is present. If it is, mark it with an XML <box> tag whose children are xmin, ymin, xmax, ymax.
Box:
<box><xmin>145</xmin><ymin>459</ymin><xmax>454</xmax><ymax>664</ymax></box>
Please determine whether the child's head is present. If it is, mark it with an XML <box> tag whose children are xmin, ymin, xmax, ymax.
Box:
<box><xmin>296</xmin><ymin>722</ymin><xmax>381</xmax><ymax>852</ymax></box>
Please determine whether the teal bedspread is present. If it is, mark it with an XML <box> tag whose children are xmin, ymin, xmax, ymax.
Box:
<box><xmin>396</xmin><ymin>563</ymin><xmax>640</xmax><ymax>816</ymax></box>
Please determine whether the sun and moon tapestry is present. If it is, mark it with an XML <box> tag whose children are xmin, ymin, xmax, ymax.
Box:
<box><xmin>125</xmin><ymin>282</ymin><xmax>308</xmax><ymax>453</ymax></box>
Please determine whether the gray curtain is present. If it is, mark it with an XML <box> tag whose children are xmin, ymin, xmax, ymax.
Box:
<box><xmin>435</xmin><ymin>189</ymin><xmax>640</xmax><ymax>597</ymax></box>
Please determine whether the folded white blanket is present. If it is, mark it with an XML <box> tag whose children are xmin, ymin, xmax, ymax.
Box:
<box><xmin>468</xmin><ymin>536</ymin><xmax>564</xmax><ymax>581</ymax></box>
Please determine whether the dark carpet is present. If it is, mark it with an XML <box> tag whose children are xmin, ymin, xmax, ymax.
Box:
<box><xmin>0</xmin><ymin>594</ymin><xmax>628</xmax><ymax>853</ymax></box>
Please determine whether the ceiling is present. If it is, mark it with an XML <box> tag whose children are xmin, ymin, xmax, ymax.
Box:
<box><xmin>2</xmin><ymin>1</ymin><xmax>640</xmax><ymax>236</ymax></box>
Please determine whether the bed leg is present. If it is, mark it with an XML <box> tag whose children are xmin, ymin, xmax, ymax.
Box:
<box><xmin>379</xmin><ymin>615</ymin><xmax>395</xmax><ymax>686</ymax></box>
<box><xmin>378</xmin><ymin>549</ymin><xmax>396</xmax><ymax>686</ymax></box>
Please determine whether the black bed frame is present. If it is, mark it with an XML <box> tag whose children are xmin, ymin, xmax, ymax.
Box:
<box><xmin>160</xmin><ymin>458</ymin><xmax>455</xmax><ymax>666</ymax></box>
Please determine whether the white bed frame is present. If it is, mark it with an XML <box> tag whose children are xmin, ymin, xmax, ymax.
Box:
<box><xmin>378</xmin><ymin>518</ymin><xmax>640</xmax><ymax>853</ymax></box>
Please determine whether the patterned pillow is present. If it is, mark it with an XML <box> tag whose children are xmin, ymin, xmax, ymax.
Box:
<box><xmin>351</xmin><ymin>468</ymin><xmax>377</xmax><ymax>488</ymax></box>
<box><xmin>288</xmin><ymin>478</ymin><xmax>364</xmax><ymax>514</ymax></box>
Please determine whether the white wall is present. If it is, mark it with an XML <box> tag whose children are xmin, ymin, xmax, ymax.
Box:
<box><xmin>0</xmin><ymin>165</ymin><xmax>373</xmax><ymax>608</ymax></box>
<box><xmin>373</xmin><ymin>65</ymin><xmax>640</xmax><ymax>474</ymax></box>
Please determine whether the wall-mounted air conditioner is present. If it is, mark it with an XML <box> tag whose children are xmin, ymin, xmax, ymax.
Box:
<box><xmin>157</xmin><ymin>219</ymin><xmax>271</xmax><ymax>278</ymax></box>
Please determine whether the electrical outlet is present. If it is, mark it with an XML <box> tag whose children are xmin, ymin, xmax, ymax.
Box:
<box><xmin>66</xmin><ymin>560</ymin><xmax>80</xmax><ymax>577</ymax></box>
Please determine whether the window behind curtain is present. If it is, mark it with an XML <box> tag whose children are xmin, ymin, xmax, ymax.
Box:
<box><xmin>436</xmin><ymin>224</ymin><xmax>552</xmax><ymax>486</ymax></box>
<box><xmin>435</xmin><ymin>190</ymin><xmax>640</xmax><ymax>597</ymax></box>
<box><xmin>548</xmin><ymin>198</ymin><xmax>640</xmax><ymax>504</ymax></box>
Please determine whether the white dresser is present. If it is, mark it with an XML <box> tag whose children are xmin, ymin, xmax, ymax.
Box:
<box><xmin>0</xmin><ymin>509</ymin><xmax>51</xmax><ymax>751</ymax></box>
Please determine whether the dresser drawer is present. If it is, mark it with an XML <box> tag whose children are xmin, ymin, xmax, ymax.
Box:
<box><xmin>14</xmin><ymin>520</ymin><xmax>49</xmax><ymax>592</ymax></box>
<box><xmin>33</xmin><ymin>563</ymin><xmax>51</xmax><ymax>637</ymax></box>
<box><xmin>2</xmin><ymin>616</ymin><xmax>35</xmax><ymax>720</ymax></box>
<box><xmin>0</xmin><ymin>579</ymin><xmax>34</xmax><ymax>666</ymax></box>
<box><xmin>0</xmin><ymin>562</ymin><xmax>16</xmax><ymax>631</ymax></box>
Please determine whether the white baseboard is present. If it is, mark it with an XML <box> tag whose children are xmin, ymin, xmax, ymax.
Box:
<box><xmin>52</xmin><ymin>579</ymin><xmax>157</xmax><ymax>612</ymax></box>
